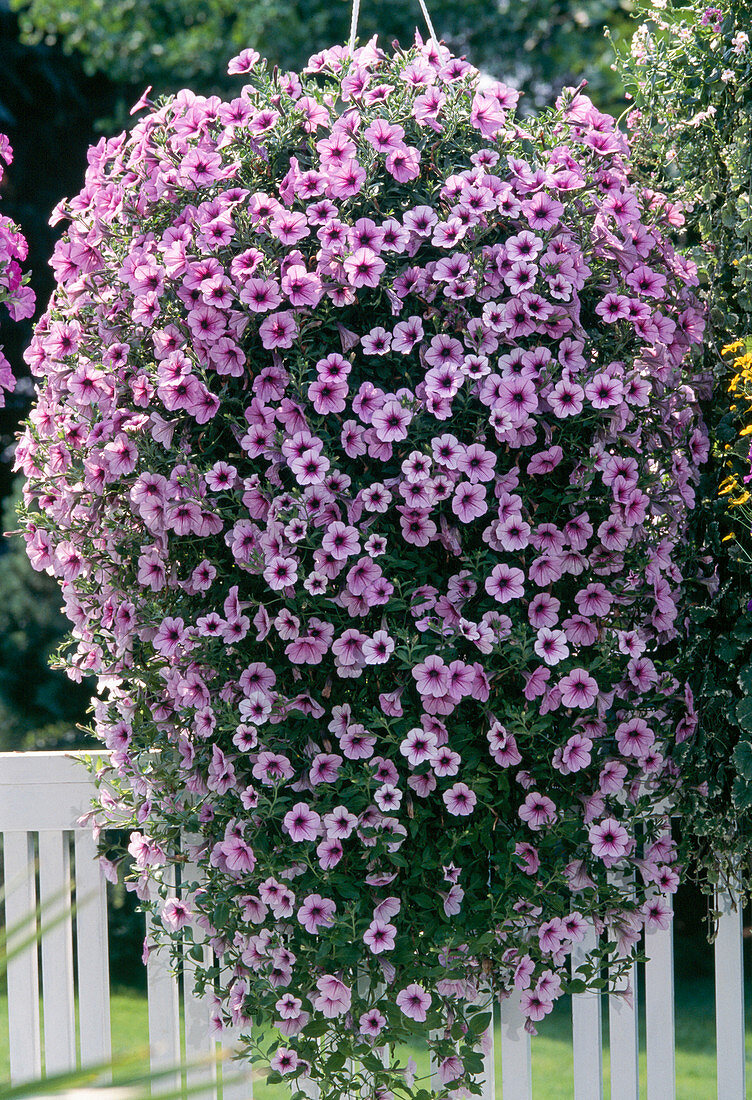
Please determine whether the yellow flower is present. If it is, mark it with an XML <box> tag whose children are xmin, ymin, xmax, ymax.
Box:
<box><xmin>723</xmin><ymin>341</ymin><xmax>745</xmax><ymax>355</ymax></box>
<box><xmin>722</xmin><ymin>532</ymin><xmax>737</xmax><ymax>542</ymax></box>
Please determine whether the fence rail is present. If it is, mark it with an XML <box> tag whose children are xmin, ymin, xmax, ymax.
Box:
<box><xmin>0</xmin><ymin>751</ymin><xmax>747</xmax><ymax>1099</ymax></box>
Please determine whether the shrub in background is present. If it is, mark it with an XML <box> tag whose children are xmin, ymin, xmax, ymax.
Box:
<box><xmin>0</xmin><ymin>476</ymin><xmax>95</xmax><ymax>750</ymax></box>
<box><xmin>614</xmin><ymin>0</ymin><xmax>752</xmax><ymax>899</ymax></box>
<box><xmin>18</xmin><ymin>38</ymin><xmax>705</xmax><ymax>1098</ymax></box>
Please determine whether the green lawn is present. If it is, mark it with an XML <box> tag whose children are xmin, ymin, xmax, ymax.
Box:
<box><xmin>0</xmin><ymin>987</ymin><xmax>153</xmax><ymax>1079</ymax></box>
<box><xmin>1</xmin><ymin>975</ymin><xmax>752</xmax><ymax>1098</ymax></box>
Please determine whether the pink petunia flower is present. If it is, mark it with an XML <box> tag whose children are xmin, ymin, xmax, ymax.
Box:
<box><xmin>258</xmin><ymin>310</ymin><xmax>298</xmax><ymax>349</ymax></box>
<box><xmin>269</xmin><ymin>209</ymin><xmax>309</xmax><ymax>244</ymax></box>
<box><xmin>485</xmin><ymin>563</ymin><xmax>525</xmax><ymax>603</ymax></box>
<box><xmin>385</xmin><ymin>144</ymin><xmax>421</xmax><ymax>181</ymax></box>
<box><xmin>227</xmin><ymin>48</ymin><xmax>260</xmax><ymax>74</ymax></box>
<box><xmin>270</xmin><ymin>1047</ymin><xmax>299</xmax><ymax>1075</ymax></box>
<box><xmin>321</xmin><ymin>522</ymin><xmax>360</xmax><ymax>560</ymax></box>
<box><xmin>519</xmin><ymin>792</ymin><xmax>557</xmax><ymax>831</ymax></box>
<box><xmin>642</xmin><ymin>896</ymin><xmax>673</xmax><ymax>932</ymax></box>
<box><xmin>328</xmin><ymin>159</ymin><xmax>367</xmax><ymax>199</ymax></box>
<box><xmin>403</xmin><ymin>204</ymin><xmax>437</xmax><ymax>236</ymax></box>
<box><xmin>297</xmin><ymin>893</ymin><xmax>336</xmax><ymax>934</ymax></box>
<box><xmin>396</xmin><ymin>983</ymin><xmax>432</xmax><ymax>1022</ymax></box>
<box><xmin>522</xmin><ymin>191</ymin><xmax>564</xmax><ymax>231</ymax></box>
<box><xmin>451</xmin><ymin>481</ymin><xmax>488</xmax><ymax>523</ymax></box>
<box><xmin>281</xmin><ymin>265</ymin><xmax>323</xmax><ymax>307</ymax></box>
<box><xmin>323</xmin><ymin>805</ymin><xmax>358</xmax><ymax>839</ymax></box>
<box><xmin>309</xmin><ymin>753</ymin><xmax>342</xmax><ymax>785</ymax></box>
<box><xmin>548</xmin><ymin>378</ymin><xmax>585</xmax><ymax>418</ymax></box>
<box><xmin>153</xmin><ymin>616</ymin><xmax>190</xmax><ymax>659</ymax></box>
<box><xmin>344</xmin><ymin>247</ymin><xmax>385</xmax><ymax>288</ymax></box>
<box><xmin>162</xmin><ymin>898</ymin><xmax>192</xmax><ymax>930</ymax></box>
<box><xmin>363</xmin><ymin>919</ymin><xmax>397</xmax><ymax>954</ymax></box>
<box><xmin>615</xmin><ymin>717</ymin><xmax>655</xmax><ymax>758</ymax></box>
<box><xmin>514</xmin><ymin>843</ymin><xmax>540</xmax><ymax>877</ymax></box>
<box><xmin>585</xmin><ymin>372</ymin><xmax>624</xmax><ymax>408</ymax></box>
<box><xmin>534</xmin><ymin>627</ymin><xmax>570</xmax><ymax>666</ymax></box>
<box><xmin>399</xmin><ymin>727</ymin><xmax>438</xmax><ymax>766</ymax></box>
<box><xmin>282</xmin><ymin>802</ymin><xmax>321</xmax><ymax>842</ymax></box>
<box><xmin>443</xmin><ymin>782</ymin><xmax>477</xmax><ymax>816</ymax></box>
<box><xmin>588</xmin><ymin>818</ymin><xmax>630</xmax><ymax>860</ymax></box>
<box><xmin>308</xmin><ymin>376</ymin><xmax>348</xmax><ymax>414</ymax></box>
<box><xmin>313</xmin><ymin>974</ymin><xmax>352</xmax><ymax>1018</ymax></box>
<box><xmin>263</xmin><ymin>555</ymin><xmax>298</xmax><ymax>591</ymax></box>
<box><xmin>519</xmin><ymin>988</ymin><xmax>554</xmax><ymax>1022</ymax></box>
<box><xmin>487</xmin><ymin>721</ymin><xmax>522</xmax><ymax>767</ymax></box>
<box><xmin>339</xmin><ymin>725</ymin><xmax>376</xmax><ymax>760</ymax></box>
<box><xmin>412</xmin><ymin>654</ymin><xmax>450</xmax><ymax>698</ymax></box>
<box><xmin>359</xmin><ymin>1007</ymin><xmax>387</xmax><ymax>1037</ymax></box>
<box><xmin>558</xmin><ymin>668</ymin><xmax>599</xmax><ymax>709</ymax></box>
<box><xmin>372</xmin><ymin>400</ymin><xmax>413</xmax><ymax>442</ymax></box>
<box><xmin>362</xmin><ymin>630</ymin><xmax>395</xmax><ymax>664</ymax></box>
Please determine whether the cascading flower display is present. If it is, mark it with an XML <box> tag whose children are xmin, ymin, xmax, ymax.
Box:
<box><xmin>17</xmin><ymin>35</ymin><xmax>706</xmax><ymax>1099</ymax></box>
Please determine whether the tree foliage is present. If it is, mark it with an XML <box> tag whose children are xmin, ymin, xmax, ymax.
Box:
<box><xmin>10</xmin><ymin>0</ymin><xmax>631</xmax><ymax>112</ymax></box>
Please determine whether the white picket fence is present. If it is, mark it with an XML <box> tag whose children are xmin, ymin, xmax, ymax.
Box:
<box><xmin>0</xmin><ymin>751</ymin><xmax>747</xmax><ymax>1099</ymax></box>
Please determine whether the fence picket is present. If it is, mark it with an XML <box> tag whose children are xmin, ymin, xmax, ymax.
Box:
<box><xmin>183</xmin><ymin>937</ymin><xmax>218</xmax><ymax>1096</ymax></box>
<box><xmin>474</xmin><ymin>986</ymin><xmax>496</xmax><ymax>1100</ymax></box>
<box><xmin>571</xmin><ymin>922</ymin><xmax>603</xmax><ymax>1100</ymax></box>
<box><xmin>38</xmin><ymin>829</ymin><xmax>77</xmax><ymax>1074</ymax></box>
<box><xmin>370</xmin><ymin>981</ymin><xmax>391</xmax><ymax>1080</ymax></box>
<box><xmin>3</xmin><ymin>830</ymin><xmax>42</xmax><ymax>1083</ymax></box>
<box><xmin>500</xmin><ymin>990</ymin><xmax>532</xmax><ymax>1100</ymax></box>
<box><xmin>74</xmin><ymin>828</ymin><xmax>112</xmax><ymax>1069</ymax></box>
<box><xmin>608</xmin><ymin>956</ymin><xmax>639</xmax><ymax>1100</ymax></box>
<box><xmin>429</xmin><ymin>1026</ymin><xmax>441</xmax><ymax>1090</ymax></box>
<box><xmin>339</xmin><ymin>969</ymin><xmax>371</xmax><ymax>1099</ymax></box>
<box><xmin>216</xmin><ymin>961</ymin><xmax>254</xmax><ymax>1100</ymax></box>
<box><xmin>180</xmin><ymin>837</ymin><xmax>218</xmax><ymax>1095</ymax></box>
<box><xmin>644</xmin><ymin>895</ymin><xmax>675</xmax><ymax>1100</ymax></box>
<box><xmin>297</xmin><ymin>1070</ymin><xmax>321</xmax><ymax>1098</ymax></box>
<box><xmin>218</xmin><ymin>1017</ymin><xmax>254</xmax><ymax>1100</ymax></box>
<box><xmin>607</xmin><ymin>871</ymin><xmax>639</xmax><ymax>1100</ymax></box>
<box><xmin>146</xmin><ymin>864</ymin><xmax>182</xmax><ymax>1090</ymax></box>
<box><xmin>714</xmin><ymin>888</ymin><xmax>745</xmax><ymax>1100</ymax></box>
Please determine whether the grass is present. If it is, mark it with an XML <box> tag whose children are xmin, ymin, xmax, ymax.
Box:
<box><xmin>0</xmin><ymin>987</ymin><xmax>153</xmax><ymax>1077</ymax></box>
<box><xmin>1</xmin><ymin>972</ymin><xmax>752</xmax><ymax>1098</ymax></box>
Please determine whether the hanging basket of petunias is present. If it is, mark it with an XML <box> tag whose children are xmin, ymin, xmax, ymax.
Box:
<box><xmin>17</xmin><ymin>34</ymin><xmax>706</xmax><ymax>1099</ymax></box>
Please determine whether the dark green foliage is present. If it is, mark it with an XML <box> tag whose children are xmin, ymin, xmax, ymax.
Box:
<box><xmin>0</xmin><ymin>478</ymin><xmax>94</xmax><ymax>750</ymax></box>
<box><xmin>107</xmin><ymin>878</ymin><xmax>148</xmax><ymax>991</ymax></box>
<box><xmin>10</xmin><ymin>0</ymin><xmax>631</xmax><ymax>113</ymax></box>
<box><xmin>677</xmin><ymin>471</ymin><xmax>752</xmax><ymax>892</ymax></box>
<box><xmin>0</xmin><ymin>8</ymin><xmax>117</xmax><ymax>501</ymax></box>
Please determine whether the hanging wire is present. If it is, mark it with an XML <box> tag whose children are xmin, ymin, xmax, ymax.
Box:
<box><xmin>348</xmin><ymin>0</ymin><xmax>440</xmax><ymax>54</ymax></box>
<box><xmin>348</xmin><ymin>0</ymin><xmax>362</xmax><ymax>53</ymax></box>
<box><xmin>416</xmin><ymin>0</ymin><xmax>440</xmax><ymax>50</ymax></box>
